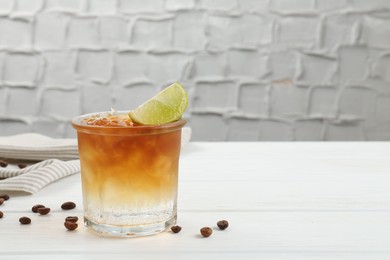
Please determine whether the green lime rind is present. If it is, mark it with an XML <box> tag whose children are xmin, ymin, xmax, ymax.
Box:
<box><xmin>128</xmin><ymin>82</ymin><xmax>188</xmax><ymax>125</ymax></box>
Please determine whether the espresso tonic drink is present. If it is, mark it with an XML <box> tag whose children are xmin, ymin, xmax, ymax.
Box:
<box><xmin>72</xmin><ymin>112</ymin><xmax>186</xmax><ymax>237</ymax></box>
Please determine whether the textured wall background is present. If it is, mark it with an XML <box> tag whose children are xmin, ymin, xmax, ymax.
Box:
<box><xmin>0</xmin><ymin>0</ymin><xmax>390</xmax><ymax>141</ymax></box>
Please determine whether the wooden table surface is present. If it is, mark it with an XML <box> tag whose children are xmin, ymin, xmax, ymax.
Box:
<box><xmin>1</xmin><ymin>142</ymin><xmax>390</xmax><ymax>259</ymax></box>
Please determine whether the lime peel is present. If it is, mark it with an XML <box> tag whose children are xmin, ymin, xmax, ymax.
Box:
<box><xmin>128</xmin><ymin>82</ymin><xmax>188</xmax><ymax>125</ymax></box>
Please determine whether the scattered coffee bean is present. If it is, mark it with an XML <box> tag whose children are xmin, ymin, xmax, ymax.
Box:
<box><xmin>217</xmin><ymin>220</ymin><xmax>229</xmax><ymax>230</ymax></box>
<box><xmin>0</xmin><ymin>211</ymin><xmax>3</xmax><ymax>218</ymax></box>
<box><xmin>200</xmin><ymin>227</ymin><xmax>213</xmax><ymax>237</ymax></box>
<box><xmin>171</xmin><ymin>225</ymin><xmax>182</xmax><ymax>233</ymax></box>
<box><xmin>19</xmin><ymin>217</ymin><xmax>31</xmax><ymax>224</ymax></box>
<box><xmin>0</xmin><ymin>160</ymin><xmax>7</xmax><ymax>167</ymax></box>
<box><xmin>32</xmin><ymin>204</ymin><xmax>45</xmax><ymax>213</ymax></box>
<box><xmin>37</xmin><ymin>207</ymin><xmax>51</xmax><ymax>215</ymax></box>
<box><xmin>0</xmin><ymin>198</ymin><xmax>4</xmax><ymax>206</ymax></box>
<box><xmin>18</xmin><ymin>164</ymin><xmax>27</xmax><ymax>169</ymax></box>
<box><xmin>61</xmin><ymin>201</ymin><xmax>76</xmax><ymax>210</ymax></box>
<box><xmin>0</xmin><ymin>194</ymin><xmax>10</xmax><ymax>201</ymax></box>
<box><xmin>65</xmin><ymin>216</ymin><xmax>78</xmax><ymax>223</ymax></box>
<box><xmin>64</xmin><ymin>221</ymin><xmax>78</xmax><ymax>231</ymax></box>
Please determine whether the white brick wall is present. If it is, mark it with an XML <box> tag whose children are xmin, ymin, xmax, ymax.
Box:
<box><xmin>0</xmin><ymin>0</ymin><xmax>390</xmax><ymax>141</ymax></box>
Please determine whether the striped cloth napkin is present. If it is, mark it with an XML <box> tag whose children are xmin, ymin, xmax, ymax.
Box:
<box><xmin>0</xmin><ymin>128</ymin><xmax>191</xmax><ymax>194</ymax></box>
<box><xmin>0</xmin><ymin>159</ymin><xmax>80</xmax><ymax>194</ymax></box>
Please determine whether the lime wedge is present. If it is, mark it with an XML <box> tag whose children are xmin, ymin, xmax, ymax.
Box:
<box><xmin>128</xmin><ymin>82</ymin><xmax>188</xmax><ymax>125</ymax></box>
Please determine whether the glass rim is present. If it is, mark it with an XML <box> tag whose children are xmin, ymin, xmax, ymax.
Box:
<box><xmin>71</xmin><ymin>111</ymin><xmax>186</xmax><ymax>135</ymax></box>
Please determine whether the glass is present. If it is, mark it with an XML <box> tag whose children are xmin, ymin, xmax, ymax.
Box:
<box><xmin>72</xmin><ymin>112</ymin><xmax>186</xmax><ymax>237</ymax></box>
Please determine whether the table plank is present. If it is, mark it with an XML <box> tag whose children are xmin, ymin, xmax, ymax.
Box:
<box><xmin>0</xmin><ymin>212</ymin><xmax>389</xmax><ymax>255</ymax></box>
<box><xmin>181</xmin><ymin>143</ymin><xmax>390</xmax><ymax>181</ymax></box>
<box><xmin>3</xmin><ymin>172</ymin><xmax>390</xmax><ymax>212</ymax></box>
<box><xmin>2</xmin><ymin>253</ymin><xmax>390</xmax><ymax>260</ymax></box>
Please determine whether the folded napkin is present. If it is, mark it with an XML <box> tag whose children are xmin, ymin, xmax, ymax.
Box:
<box><xmin>0</xmin><ymin>128</ymin><xmax>191</xmax><ymax>194</ymax></box>
<box><xmin>181</xmin><ymin>127</ymin><xmax>191</xmax><ymax>148</ymax></box>
<box><xmin>0</xmin><ymin>133</ymin><xmax>78</xmax><ymax>161</ymax></box>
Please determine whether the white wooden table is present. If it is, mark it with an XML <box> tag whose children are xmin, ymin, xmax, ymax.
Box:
<box><xmin>1</xmin><ymin>142</ymin><xmax>390</xmax><ymax>259</ymax></box>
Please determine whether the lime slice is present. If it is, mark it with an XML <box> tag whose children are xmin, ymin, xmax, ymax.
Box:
<box><xmin>128</xmin><ymin>82</ymin><xmax>188</xmax><ymax>125</ymax></box>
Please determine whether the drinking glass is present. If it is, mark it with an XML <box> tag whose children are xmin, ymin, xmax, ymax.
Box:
<box><xmin>72</xmin><ymin>112</ymin><xmax>186</xmax><ymax>237</ymax></box>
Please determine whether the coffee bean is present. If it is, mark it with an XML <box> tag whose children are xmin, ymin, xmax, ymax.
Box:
<box><xmin>32</xmin><ymin>204</ymin><xmax>45</xmax><ymax>213</ymax></box>
<box><xmin>37</xmin><ymin>207</ymin><xmax>51</xmax><ymax>215</ymax></box>
<box><xmin>200</xmin><ymin>227</ymin><xmax>213</xmax><ymax>237</ymax></box>
<box><xmin>0</xmin><ymin>194</ymin><xmax>10</xmax><ymax>201</ymax></box>
<box><xmin>18</xmin><ymin>164</ymin><xmax>27</xmax><ymax>169</ymax></box>
<box><xmin>19</xmin><ymin>217</ymin><xmax>31</xmax><ymax>224</ymax></box>
<box><xmin>64</xmin><ymin>221</ymin><xmax>78</xmax><ymax>231</ymax></box>
<box><xmin>0</xmin><ymin>198</ymin><xmax>4</xmax><ymax>205</ymax></box>
<box><xmin>65</xmin><ymin>216</ymin><xmax>78</xmax><ymax>223</ymax></box>
<box><xmin>0</xmin><ymin>160</ymin><xmax>7</xmax><ymax>167</ymax></box>
<box><xmin>217</xmin><ymin>220</ymin><xmax>229</xmax><ymax>230</ymax></box>
<box><xmin>0</xmin><ymin>211</ymin><xmax>3</xmax><ymax>218</ymax></box>
<box><xmin>61</xmin><ymin>201</ymin><xmax>76</xmax><ymax>210</ymax></box>
<box><xmin>171</xmin><ymin>225</ymin><xmax>182</xmax><ymax>233</ymax></box>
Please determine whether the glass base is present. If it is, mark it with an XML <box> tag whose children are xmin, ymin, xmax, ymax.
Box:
<box><xmin>84</xmin><ymin>215</ymin><xmax>176</xmax><ymax>237</ymax></box>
